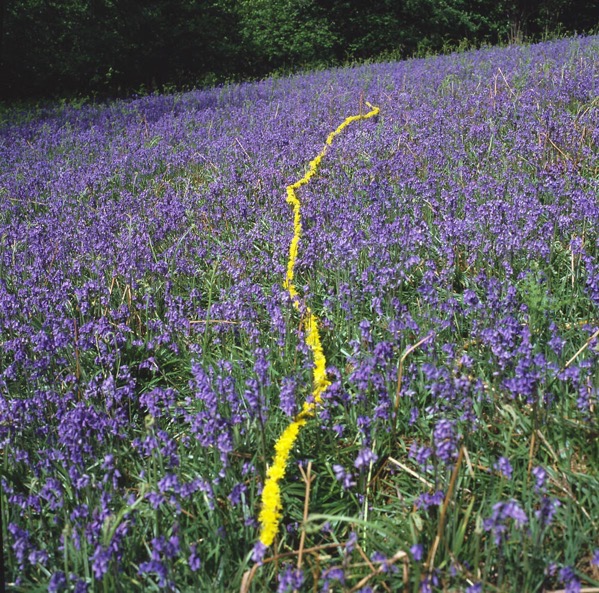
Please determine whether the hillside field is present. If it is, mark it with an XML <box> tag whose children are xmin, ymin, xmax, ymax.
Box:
<box><xmin>1</xmin><ymin>36</ymin><xmax>598</xmax><ymax>592</ymax></box>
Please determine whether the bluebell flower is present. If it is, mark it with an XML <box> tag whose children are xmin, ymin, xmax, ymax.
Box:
<box><xmin>483</xmin><ymin>499</ymin><xmax>528</xmax><ymax>544</ymax></box>
<box><xmin>532</xmin><ymin>466</ymin><xmax>547</xmax><ymax>492</ymax></box>
<box><xmin>354</xmin><ymin>447</ymin><xmax>378</xmax><ymax>470</ymax></box>
<box><xmin>494</xmin><ymin>456</ymin><xmax>513</xmax><ymax>480</ymax></box>
<box><xmin>188</xmin><ymin>544</ymin><xmax>201</xmax><ymax>572</ymax></box>
<box><xmin>333</xmin><ymin>464</ymin><xmax>356</xmax><ymax>489</ymax></box>
<box><xmin>277</xmin><ymin>564</ymin><xmax>304</xmax><ymax>593</ymax></box>
<box><xmin>48</xmin><ymin>571</ymin><xmax>67</xmax><ymax>593</ymax></box>
<box><xmin>410</xmin><ymin>543</ymin><xmax>424</xmax><ymax>562</ymax></box>
<box><xmin>559</xmin><ymin>566</ymin><xmax>581</xmax><ymax>593</ymax></box>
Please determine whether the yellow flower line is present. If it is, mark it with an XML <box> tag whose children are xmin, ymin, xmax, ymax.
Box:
<box><xmin>257</xmin><ymin>102</ymin><xmax>380</xmax><ymax>548</ymax></box>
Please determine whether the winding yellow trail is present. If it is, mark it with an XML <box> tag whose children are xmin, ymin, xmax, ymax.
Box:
<box><xmin>257</xmin><ymin>103</ymin><xmax>380</xmax><ymax>548</ymax></box>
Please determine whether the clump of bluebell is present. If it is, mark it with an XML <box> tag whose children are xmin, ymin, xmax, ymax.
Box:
<box><xmin>0</xmin><ymin>34</ymin><xmax>597</xmax><ymax>592</ymax></box>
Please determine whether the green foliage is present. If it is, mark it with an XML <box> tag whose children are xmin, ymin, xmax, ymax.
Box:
<box><xmin>237</xmin><ymin>0</ymin><xmax>337</xmax><ymax>72</ymax></box>
<box><xmin>1</xmin><ymin>0</ymin><xmax>597</xmax><ymax>99</ymax></box>
<box><xmin>1</xmin><ymin>0</ymin><xmax>244</xmax><ymax>98</ymax></box>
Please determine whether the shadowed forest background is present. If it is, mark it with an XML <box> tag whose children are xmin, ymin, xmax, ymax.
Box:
<box><xmin>0</xmin><ymin>0</ymin><xmax>598</xmax><ymax>101</ymax></box>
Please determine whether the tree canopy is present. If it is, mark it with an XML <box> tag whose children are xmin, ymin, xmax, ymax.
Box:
<box><xmin>0</xmin><ymin>0</ymin><xmax>597</xmax><ymax>99</ymax></box>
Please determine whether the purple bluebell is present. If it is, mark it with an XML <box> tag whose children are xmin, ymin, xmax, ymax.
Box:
<box><xmin>483</xmin><ymin>499</ymin><xmax>528</xmax><ymax>544</ymax></box>
<box><xmin>277</xmin><ymin>565</ymin><xmax>304</xmax><ymax>593</ymax></box>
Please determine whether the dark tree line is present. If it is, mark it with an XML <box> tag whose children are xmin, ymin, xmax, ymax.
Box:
<box><xmin>0</xmin><ymin>0</ymin><xmax>597</xmax><ymax>100</ymax></box>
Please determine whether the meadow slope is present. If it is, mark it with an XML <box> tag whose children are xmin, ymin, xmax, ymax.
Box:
<box><xmin>1</xmin><ymin>36</ymin><xmax>598</xmax><ymax>592</ymax></box>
